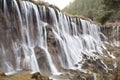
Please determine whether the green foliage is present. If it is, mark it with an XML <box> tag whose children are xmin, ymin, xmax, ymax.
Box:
<box><xmin>63</xmin><ymin>0</ymin><xmax>104</xmax><ymax>21</ymax></box>
<box><xmin>98</xmin><ymin>11</ymin><xmax>114</xmax><ymax>24</ymax></box>
<box><xmin>101</xmin><ymin>0</ymin><xmax>120</xmax><ymax>23</ymax></box>
<box><xmin>63</xmin><ymin>0</ymin><xmax>120</xmax><ymax>24</ymax></box>
<box><xmin>102</xmin><ymin>0</ymin><xmax>120</xmax><ymax>10</ymax></box>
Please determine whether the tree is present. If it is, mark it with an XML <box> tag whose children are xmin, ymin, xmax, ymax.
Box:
<box><xmin>103</xmin><ymin>0</ymin><xmax>120</xmax><ymax>10</ymax></box>
<box><xmin>62</xmin><ymin>0</ymin><xmax>103</xmax><ymax>21</ymax></box>
<box><xmin>63</xmin><ymin>0</ymin><xmax>120</xmax><ymax>23</ymax></box>
<box><xmin>98</xmin><ymin>0</ymin><xmax>120</xmax><ymax>24</ymax></box>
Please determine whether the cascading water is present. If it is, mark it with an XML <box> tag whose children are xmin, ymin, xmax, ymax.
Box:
<box><xmin>0</xmin><ymin>0</ymin><xmax>108</xmax><ymax>75</ymax></box>
<box><xmin>0</xmin><ymin>45</ymin><xmax>15</xmax><ymax>75</ymax></box>
<box><xmin>48</xmin><ymin>8</ymin><xmax>104</xmax><ymax>69</ymax></box>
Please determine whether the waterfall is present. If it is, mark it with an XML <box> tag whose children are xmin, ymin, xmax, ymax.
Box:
<box><xmin>0</xmin><ymin>45</ymin><xmax>15</xmax><ymax>75</ymax></box>
<box><xmin>48</xmin><ymin>8</ymin><xmax>104</xmax><ymax>69</ymax></box>
<box><xmin>0</xmin><ymin>0</ymin><xmax>106</xmax><ymax>75</ymax></box>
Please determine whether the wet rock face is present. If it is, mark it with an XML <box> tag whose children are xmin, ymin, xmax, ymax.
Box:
<box><xmin>34</xmin><ymin>46</ymin><xmax>46</xmax><ymax>59</ymax></box>
<box><xmin>100</xmin><ymin>27</ymin><xmax>113</xmax><ymax>41</ymax></box>
<box><xmin>47</xmin><ymin>26</ymin><xmax>60</xmax><ymax>57</ymax></box>
<box><xmin>0</xmin><ymin>0</ymin><xmax>24</xmax><ymax>67</ymax></box>
<box><xmin>34</xmin><ymin>46</ymin><xmax>50</xmax><ymax>74</ymax></box>
<box><xmin>33</xmin><ymin>25</ymin><xmax>62</xmax><ymax>73</ymax></box>
<box><xmin>100</xmin><ymin>26</ymin><xmax>120</xmax><ymax>44</ymax></box>
<box><xmin>46</xmin><ymin>26</ymin><xmax>63</xmax><ymax>71</ymax></box>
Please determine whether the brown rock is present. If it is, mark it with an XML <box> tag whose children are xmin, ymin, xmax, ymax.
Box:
<box><xmin>0</xmin><ymin>71</ymin><xmax>6</xmax><ymax>77</ymax></box>
<box><xmin>34</xmin><ymin>46</ymin><xmax>46</xmax><ymax>59</ymax></box>
<box><xmin>31</xmin><ymin>72</ymin><xmax>49</xmax><ymax>80</ymax></box>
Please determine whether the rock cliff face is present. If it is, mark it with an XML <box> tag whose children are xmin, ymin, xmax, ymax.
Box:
<box><xmin>101</xmin><ymin>26</ymin><xmax>120</xmax><ymax>47</ymax></box>
<box><xmin>0</xmin><ymin>0</ymin><xmax>120</xmax><ymax>80</ymax></box>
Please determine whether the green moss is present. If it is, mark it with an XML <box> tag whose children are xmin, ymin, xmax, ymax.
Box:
<box><xmin>0</xmin><ymin>71</ymin><xmax>50</xmax><ymax>80</ymax></box>
<box><xmin>0</xmin><ymin>72</ymin><xmax>34</xmax><ymax>80</ymax></box>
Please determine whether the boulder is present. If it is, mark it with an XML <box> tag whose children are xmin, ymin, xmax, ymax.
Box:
<box><xmin>31</xmin><ymin>72</ymin><xmax>49</xmax><ymax>80</ymax></box>
<box><xmin>0</xmin><ymin>71</ymin><xmax>6</xmax><ymax>77</ymax></box>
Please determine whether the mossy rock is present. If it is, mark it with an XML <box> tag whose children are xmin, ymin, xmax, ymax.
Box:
<box><xmin>32</xmin><ymin>72</ymin><xmax>49</xmax><ymax>80</ymax></box>
<box><xmin>0</xmin><ymin>71</ymin><xmax>6</xmax><ymax>77</ymax></box>
<box><xmin>0</xmin><ymin>72</ymin><xmax>34</xmax><ymax>80</ymax></box>
<box><xmin>72</xmin><ymin>75</ymin><xmax>85</xmax><ymax>80</ymax></box>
